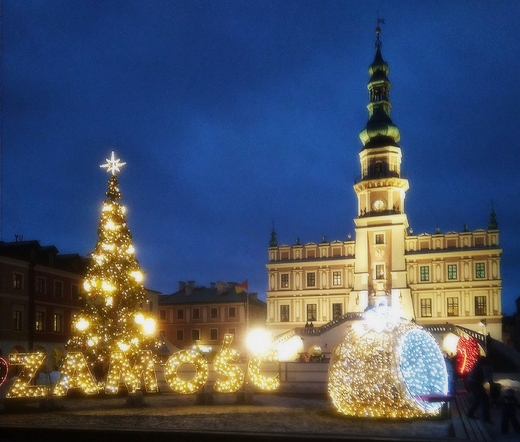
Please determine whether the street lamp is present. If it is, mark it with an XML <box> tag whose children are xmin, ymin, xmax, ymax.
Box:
<box><xmin>479</xmin><ymin>319</ymin><xmax>487</xmax><ymax>353</ymax></box>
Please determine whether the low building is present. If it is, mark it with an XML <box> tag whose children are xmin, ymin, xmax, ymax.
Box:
<box><xmin>0</xmin><ymin>239</ymin><xmax>89</xmax><ymax>370</ymax></box>
<box><xmin>158</xmin><ymin>281</ymin><xmax>267</xmax><ymax>356</ymax></box>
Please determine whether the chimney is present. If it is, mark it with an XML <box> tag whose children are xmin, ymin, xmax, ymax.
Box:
<box><xmin>217</xmin><ymin>281</ymin><xmax>227</xmax><ymax>295</ymax></box>
<box><xmin>248</xmin><ymin>292</ymin><xmax>258</xmax><ymax>301</ymax></box>
<box><xmin>210</xmin><ymin>282</ymin><xmax>216</xmax><ymax>289</ymax></box>
<box><xmin>185</xmin><ymin>280</ymin><xmax>195</xmax><ymax>296</ymax></box>
<box><xmin>179</xmin><ymin>281</ymin><xmax>186</xmax><ymax>292</ymax></box>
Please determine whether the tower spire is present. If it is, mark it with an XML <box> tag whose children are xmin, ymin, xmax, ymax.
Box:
<box><xmin>359</xmin><ymin>23</ymin><xmax>400</xmax><ymax>149</ymax></box>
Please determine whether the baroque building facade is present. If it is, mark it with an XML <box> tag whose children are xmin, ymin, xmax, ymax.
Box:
<box><xmin>158</xmin><ymin>281</ymin><xmax>267</xmax><ymax>356</ymax></box>
<box><xmin>265</xmin><ymin>28</ymin><xmax>502</xmax><ymax>343</ymax></box>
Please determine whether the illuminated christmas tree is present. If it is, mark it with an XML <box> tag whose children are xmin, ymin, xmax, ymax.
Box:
<box><xmin>67</xmin><ymin>152</ymin><xmax>157</xmax><ymax>375</ymax></box>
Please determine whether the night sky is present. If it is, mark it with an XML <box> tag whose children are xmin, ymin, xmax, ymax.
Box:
<box><xmin>2</xmin><ymin>1</ymin><xmax>519</xmax><ymax>314</ymax></box>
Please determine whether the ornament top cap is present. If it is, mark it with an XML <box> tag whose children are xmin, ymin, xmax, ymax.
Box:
<box><xmin>100</xmin><ymin>151</ymin><xmax>126</xmax><ymax>175</ymax></box>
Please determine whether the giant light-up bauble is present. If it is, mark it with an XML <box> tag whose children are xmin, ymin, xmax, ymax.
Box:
<box><xmin>328</xmin><ymin>307</ymin><xmax>448</xmax><ymax>418</ymax></box>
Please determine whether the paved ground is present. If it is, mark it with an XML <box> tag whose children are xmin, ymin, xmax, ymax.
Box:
<box><xmin>0</xmin><ymin>392</ymin><xmax>454</xmax><ymax>441</ymax></box>
<box><xmin>1</xmin><ymin>374</ymin><xmax>519</xmax><ymax>442</ymax></box>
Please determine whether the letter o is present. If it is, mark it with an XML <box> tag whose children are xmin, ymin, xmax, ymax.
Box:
<box><xmin>164</xmin><ymin>350</ymin><xmax>208</xmax><ymax>394</ymax></box>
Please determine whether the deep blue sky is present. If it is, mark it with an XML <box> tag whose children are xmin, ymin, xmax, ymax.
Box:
<box><xmin>2</xmin><ymin>1</ymin><xmax>519</xmax><ymax>314</ymax></box>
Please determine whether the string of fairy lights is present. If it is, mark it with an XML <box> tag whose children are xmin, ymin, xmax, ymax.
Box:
<box><xmin>4</xmin><ymin>152</ymin><xmax>458</xmax><ymax>419</ymax></box>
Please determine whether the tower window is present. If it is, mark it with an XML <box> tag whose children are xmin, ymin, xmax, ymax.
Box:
<box><xmin>281</xmin><ymin>274</ymin><xmax>289</xmax><ymax>288</ymax></box>
<box><xmin>332</xmin><ymin>303</ymin><xmax>343</xmax><ymax>320</ymax></box>
<box><xmin>375</xmin><ymin>234</ymin><xmax>385</xmax><ymax>245</ymax></box>
<box><xmin>447</xmin><ymin>297</ymin><xmax>459</xmax><ymax>316</ymax></box>
<box><xmin>420</xmin><ymin>266</ymin><xmax>430</xmax><ymax>282</ymax></box>
<box><xmin>306</xmin><ymin>272</ymin><xmax>316</xmax><ymax>287</ymax></box>
<box><xmin>475</xmin><ymin>263</ymin><xmax>486</xmax><ymax>279</ymax></box>
<box><xmin>447</xmin><ymin>264</ymin><xmax>457</xmax><ymax>280</ymax></box>
<box><xmin>475</xmin><ymin>296</ymin><xmax>487</xmax><ymax>316</ymax></box>
<box><xmin>375</xmin><ymin>264</ymin><xmax>385</xmax><ymax>279</ymax></box>
<box><xmin>306</xmin><ymin>304</ymin><xmax>317</xmax><ymax>322</ymax></box>
<box><xmin>280</xmin><ymin>305</ymin><xmax>290</xmax><ymax>322</ymax></box>
<box><xmin>420</xmin><ymin>299</ymin><xmax>432</xmax><ymax>317</ymax></box>
<box><xmin>332</xmin><ymin>271</ymin><xmax>342</xmax><ymax>286</ymax></box>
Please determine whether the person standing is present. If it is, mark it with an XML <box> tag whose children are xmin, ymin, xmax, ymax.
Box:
<box><xmin>498</xmin><ymin>388</ymin><xmax>520</xmax><ymax>434</ymax></box>
<box><xmin>466</xmin><ymin>355</ymin><xmax>494</xmax><ymax>423</ymax></box>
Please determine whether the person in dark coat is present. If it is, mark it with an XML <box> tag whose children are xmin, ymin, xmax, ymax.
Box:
<box><xmin>466</xmin><ymin>355</ymin><xmax>494</xmax><ymax>423</ymax></box>
<box><xmin>498</xmin><ymin>388</ymin><xmax>520</xmax><ymax>434</ymax></box>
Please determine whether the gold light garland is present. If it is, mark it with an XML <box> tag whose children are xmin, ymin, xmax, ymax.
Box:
<box><xmin>164</xmin><ymin>350</ymin><xmax>208</xmax><ymax>394</ymax></box>
<box><xmin>53</xmin><ymin>352</ymin><xmax>100</xmax><ymax>396</ymax></box>
<box><xmin>247</xmin><ymin>349</ymin><xmax>280</xmax><ymax>391</ymax></box>
<box><xmin>105</xmin><ymin>350</ymin><xmax>158</xmax><ymax>394</ymax></box>
<box><xmin>213</xmin><ymin>334</ymin><xmax>244</xmax><ymax>393</ymax></box>
<box><xmin>6</xmin><ymin>353</ymin><xmax>48</xmax><ymax>398</ymax></box>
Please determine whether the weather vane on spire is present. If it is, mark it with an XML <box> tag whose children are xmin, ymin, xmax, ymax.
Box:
<box><xmin>100</xmin><ymin>151</ymin><xmax>126</xmax><ymax>175</ymax></box>
<box><xmin>375</xmin><ymin>13</ymin><xmax>385</xmax><ymax>49</ymax></box>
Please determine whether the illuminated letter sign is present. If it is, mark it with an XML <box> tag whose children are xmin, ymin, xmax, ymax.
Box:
<box><xmin>6</xmin><ymin>353</ymin><xmax>47</xmax><ymax>398</ymax></box>
<box><xmin>248</xmin><ymin>349</ymin><xmax>280</xmax><ymax>391</ymax></box>
<box><xmin>164</xmin><ymin>349</ymin><xmax>208</xmax><ymax>394</ymax></box>
<box><xmin>53</xmin><ymin>352</ymin><xmax>100</xmax><ymax>396</ymax></box>
<box><xmin>213</xmin><ymin>334</ymin><xmax>244</xmax><ymax>393</ymax></box>
<box><xmin>105</xmin><ymin>350</ymin><xmax>158</xmax><ymax>394</ymax></box>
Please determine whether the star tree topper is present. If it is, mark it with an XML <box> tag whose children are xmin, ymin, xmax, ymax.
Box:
<box><xmin>100</xmin><ymin>151</ymin><xmax>126</xmax><ymax>175</ymax></box>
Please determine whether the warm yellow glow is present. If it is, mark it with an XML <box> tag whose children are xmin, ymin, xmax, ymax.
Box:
<box><xmin>134</xmin><ymin>313</ymin><xmax>145</xmax><ymax>324</ymax></box>
<box><xmin>105</xmin><ymin>220</ymin><xmax>116</xmax><ymax>230</ymax></box>
<box><xmin>247</xmin><ymin>349</ymin><xmax>280</xmax><ymax>391</ymax></box>
<box><xmin>214</xmin><ymin>334</ymin><xmax>244</xmax><ymax>393</ymax></box>
<box><xmin>76</xmin><ymin>317</ymin><xmax>89</xmax><ymax>331</ymax></box>
<box><xmin>118</xmin><ymin>341</ymin><xmax>130</xmax><ymax>351</ymax></box>
<box><xmin>130</xmin><ymin>270</ymin><xmax>143</xmax><ymax>282</ymax></box>
<box><xmin>102</xmin><ymin>281</ymin><xmax>115</xmax><ymax>292</ymax></box>
<box><xmin>102</xmin><ymin>243</ymin><xmax>114</xmax><ymax>251</ymax></box>
<box><xmin>126</xmin><ymin>245</ymin><xmax>135</xmax><ymax>254</ymax></box>
<box><xmin>53</xmin><ymin>352</ymin><xmax>100</xmax><ymax>396</ymax></box>
<box><xmin>6</xmin><ymin>353</ymin><xmax>48</xmax><ymax>399</ymax></box>
<box><xmin>164</xmin><ymin>350</ymin><xmax>208</xmax><ymax>394</ymax></box>
<box><xmin>105</xmin><ymin>351</ymin><xmax>158</xmax><ymax>394</ymax></box>
<box><xmin>442</xmin><ymin>333</ymin><xmax>460</xmax><ymax>356</ymax></box>
<box><xmin>274</xmin><ymin>335</ymin><xmax>303</xmax><ymax>361</ymax></box>
<box><xmin>106</xmin><ymin>296</ymin><xmax>113</xmax><ymax>306</ymax></box>
<box><xmin>143</xmin><ymin>318</ymin><xmax>156</xmax><ymax>335</ymax></box>
<box><xmin>246</xmin><ymin>328</ymin><xmax>272</xmax><ymax>354</ymax></box>
<box><xmin>83</xmin><ymin>280</ymin><xmax>91</xmax><ymax>291</ymax></box>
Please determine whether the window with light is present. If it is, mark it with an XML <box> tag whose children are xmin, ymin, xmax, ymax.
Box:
<box><xmin>447</xmin><ymin>264</ymin><xmax>457</xmax><ymax>280</ymax></box>
<box><xmin>280</xmin><ymin>305</ymin><xmax>290</xmax><ymax>322</ymax></box>
<box><xmin>447</xmin><ymin>297</ymin><xmax>459</xmax><ymax>316</ymax></box>
<box><xmin>307</xmin><ymin>272</ymin><xmax>316</xmax><ymax>287</ymax></box>
<box><xmin>475</xmin><ymin>263</ymin><xmax>485</xmax><ymax>279</ymax></box>
<box><xmin>420</xmin><ymin>299</ymin><xmax>432</xmax><ymax>317</ymax></box>
<box><xmin>420</xmin><ymin>266</ymin><xmax>430</xmax><ymax>282</ymax></box>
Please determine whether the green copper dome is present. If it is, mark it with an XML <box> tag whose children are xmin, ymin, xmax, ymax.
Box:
<box><xmin>359</xmin><ymin>28</ymin><xmax>401</xmax><ymax>149</ymax></box>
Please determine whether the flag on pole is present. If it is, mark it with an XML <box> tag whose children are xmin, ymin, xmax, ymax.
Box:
<box><xmin>235</xmin><ymin>280</ymin><xmax>248</xmax><ymax>293</ymax></box>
